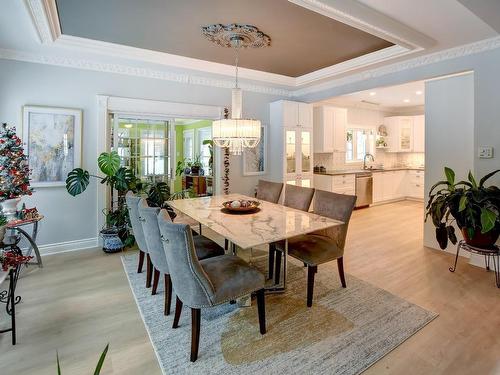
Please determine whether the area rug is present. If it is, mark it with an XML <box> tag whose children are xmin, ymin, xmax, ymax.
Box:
<box><xmin>122</xmin><ymin>253</ymin><xmax>437</xmax><ymax>374</ymax></box>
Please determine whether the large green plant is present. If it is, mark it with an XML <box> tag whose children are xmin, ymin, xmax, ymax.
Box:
<box><xmin>57</xmin><ymin>344</ymin><xmax>108</xmax><ymax>374</ymax></box>
<box><xmin>425</xmin><ymin>167</ymin><xmax>500</xmax><ymax>249</ymax></box>
<box><xmin>66</xmin><ymin>151</ymin><xmax>140</xmax><ymax>246</ymax></box>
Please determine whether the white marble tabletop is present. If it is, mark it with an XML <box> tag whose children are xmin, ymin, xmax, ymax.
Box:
<box><xmin>168</xmin><ymin>194</ymin><xmax>343</xmax><ymax>249</ymax></box>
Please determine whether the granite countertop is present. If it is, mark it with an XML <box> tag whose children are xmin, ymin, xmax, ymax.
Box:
<box><xmin>314</xmin><ymin>167</ymin><xmax>425</xmax><ymax>176</ymax></box>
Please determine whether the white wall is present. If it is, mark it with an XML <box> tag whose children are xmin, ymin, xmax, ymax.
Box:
<box><xmin>423</xmin><ymin>73</ymin><xmax>475</xmax><ymax>251</ymax></box>
<box><xmin>0</xmin><ymin>59</ymin><xmax>284</xmax><ymax>250</ymax></box>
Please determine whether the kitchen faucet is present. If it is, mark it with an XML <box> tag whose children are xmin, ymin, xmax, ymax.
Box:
<box><xmin>363</xmin><ymin>153</ymin><xmax>375</xmax><ymax>170</ymax></box>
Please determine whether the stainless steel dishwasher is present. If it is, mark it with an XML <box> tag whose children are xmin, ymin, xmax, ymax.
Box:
<box><xmin>355</xmin><ymin>171</ymin><xmax>373</xmax><ymax>208</ymax></box>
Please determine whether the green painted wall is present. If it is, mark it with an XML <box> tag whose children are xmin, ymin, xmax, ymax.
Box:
<box><xmin>174</xmin><ymin>120</ymin><xmax>212</xmax><ymax>192</ymax></box>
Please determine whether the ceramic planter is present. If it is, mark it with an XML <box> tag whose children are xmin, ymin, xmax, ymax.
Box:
<box><xmin>461</xmin><ymin>227</ymin><xmax>500</xmax><ymax>248</ymax></box>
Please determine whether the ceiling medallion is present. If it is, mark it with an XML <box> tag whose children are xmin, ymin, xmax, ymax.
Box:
<box><xmin>201</xmin><ymin>23</ymin><xmax>271</xmax><ymax>49</ymax></box>
<box><xmin>203</xmin><ymin>24</ymin><xmax>271</xmax><ymax>155</ymax></box>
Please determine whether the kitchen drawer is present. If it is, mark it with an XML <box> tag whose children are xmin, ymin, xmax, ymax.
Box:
<box><xmin>332</xmin><ymin>186</ymin><xmax>355</xmax><ymax>195</ymax></box>
<box><xmin>332</xmin><ymin>174</ymin><xmax>355</xmax><ymax>186</ymax></box>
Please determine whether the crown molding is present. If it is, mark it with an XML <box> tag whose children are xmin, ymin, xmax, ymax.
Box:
<box><xmin>0</xmin><ymin>48</ymin><xmax>293</xmax><ymax>97</ymax></box>
<box><xmin>25</xmin><ymin>0</ymin><xmax>60</xmax><ymax>43</ymax></box>
<box><xmin>293</xmin><ymin>35</ymin><xmax>500</xmax><ymax>97</ymax></box>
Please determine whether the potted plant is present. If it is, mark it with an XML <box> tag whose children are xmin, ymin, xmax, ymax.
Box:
<box><xmin>190</xmin><ymin>155</ymin><xmax>202</xmax><ymax>175</ymax></box>
<box><xmin>175</xmin><ymin>158</ymin><xmax>192</xmax><ymax>176</ymax></box>
<box><xmin>65</xmin><ymin>151</ymin><xmax>140</xmax><ymax>253</ymax></box>
<box><xmin>425</xmin><ymin>167</ymin><xmax>500</xmax><ymax>249</ymax></box>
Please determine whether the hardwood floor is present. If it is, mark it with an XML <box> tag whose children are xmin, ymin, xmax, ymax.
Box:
<box><xmin>1</xmin><ymin>201</ymin><xmax>499</xmax><ymax>374</ymax></box>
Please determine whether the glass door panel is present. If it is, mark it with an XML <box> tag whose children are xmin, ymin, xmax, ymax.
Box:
<box><xmin>301</xmin><ymin>130</ymin><xmax>312</xmax><ymax>173</ymax></box>
<box><xmin>285</xmin><ymin>129</ymin><xmax>296</xmax><ymax>174</ymax></box>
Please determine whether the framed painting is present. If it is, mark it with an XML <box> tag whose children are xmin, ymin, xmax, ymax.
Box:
<box><xmin>242</xmin><ymin>125</ymin><xmax>267</xmax><ymax>176</ymax></box>
<box><xmin>22</xmin><ymin>106</ymin><xmax>82</xmax><ymax>187</ymax></box>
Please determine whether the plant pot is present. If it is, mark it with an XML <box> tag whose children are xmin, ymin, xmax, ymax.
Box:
<box><xmin>183</xmin><ymin>167</ymin><xmax>191</xmax><ymax>175</ymax></box>
<box><xmin>100</xmin><ymin>228</ymin><xmax>124</xmax><ymax>253</ymax></box>
<box><xmin>1</xmin><ymin>197</ymin><xmax>21</xmax><ymax>222</ymax></box>
<box><xmin>461</xmin><ymin>227</ymin><xmax>500</xmax><ymax>248</ymax></box>
<box><xmin>191</xmin><ymin>166</ymin><xmax>200</xmax><ymax>175</ymax></box>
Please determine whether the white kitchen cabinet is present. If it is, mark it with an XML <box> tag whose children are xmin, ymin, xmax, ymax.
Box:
<box><xmin>405</xmin><ymin>170</ymin><xmax>425</xmax><ymax>199</ymax></box>
<box><xmin>313</xmin><ymin>173</ymin><xmax>355</xmax><ymax>195</ymax></box>
<box><xmin>270</xmin><ymin>100</ymin><xmax>314</xmax><ymax>189</ymax></box>
<box><xmin>385</xmin><ymin>116</ymin><xmax>414</xmax><ymax>152</ymax></box>
<box><xmin>313</xmin><ymin>106</ymin><xmax>346</xmax><ymax>153</ymax></box>
<box><xmin>372</xmin><ymin>172</ymin><xmax>384</xmax><ymax>202</ymax></box>
<box><xmin>413</xmin><ymin>115</ymin><xmax>425</xmax><ymax>153</ymax></box>
<box><xmin>374</xmin><ymin>170</ymin><xmax>406</xmax><ymax>202</ymax></box>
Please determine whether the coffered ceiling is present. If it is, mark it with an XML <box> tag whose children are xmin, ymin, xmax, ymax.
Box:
<box><xmin>55</xmin><ymin>0</ymin><xmax>394</xmax><ymax>77</ymax></box>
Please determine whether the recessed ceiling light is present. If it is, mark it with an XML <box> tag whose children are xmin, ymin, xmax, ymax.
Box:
<box><xmin>415</xmin><ymin>90</ymin><xmax>423</xmax><ymax>95</ymax></box>
<box><xmin>124</xmin><ymin>123</ymin><xmax>133</xmax><ymax>128</ymax></box>
<box><xmin>403</xmin><ymin>99</ymin><xmax>410</xmax><ymax>103</ymax></box>
<box><xmin>369</xmin><ymin>92</ymin><xmax>376</xmax><ymax>96</ymax></box>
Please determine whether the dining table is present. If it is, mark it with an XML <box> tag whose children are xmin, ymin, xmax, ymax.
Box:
<box><xmin>168</xmin><ymin>193</ymin><xmax>343</xmax><ymax>292</ymax></box>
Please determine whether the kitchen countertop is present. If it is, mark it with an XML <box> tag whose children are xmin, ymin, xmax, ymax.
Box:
<box><xmin>314</xmin><ymin>167</ymin><xmax>425</xmax><ymax>176</ymax></box>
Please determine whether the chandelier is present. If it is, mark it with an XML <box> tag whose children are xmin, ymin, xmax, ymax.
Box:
<box><xmin>202</xmin><ymin>24</ymin><xmax>271</xmax><ymax>155</ymax></box>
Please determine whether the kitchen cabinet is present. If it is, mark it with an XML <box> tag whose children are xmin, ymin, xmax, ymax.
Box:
<box><xmin>270</xmin><ymin>100</ymin><xmax>314</xmax><ymax>189</ymax></box>
<box><xmin>385</xmin><ymin>116</ymin><xmax>414</xmax><ymax>152</ymax></box>
<box><xmin>313</xmin><ymin>106</ymin><xmax>347</xmax><ymax>153</ymax></box>
<box><xmin>405</xmin><ymin>170</ymin><xmax>425</xmax><ymax>198</ymax></box>
<box><xmin>413</xmin><ymin>115</ymin><xmax>425</xmax><ymax>152</ymax></box>
<box><xmin>373</xmin><ymin>170</ymin><xmax>424</xmax><ymax>203</ymax></box>
<box><xmin>313</xmin><ymin>174</ymin><xmax>355</xmax><ymax>195</ymax></box>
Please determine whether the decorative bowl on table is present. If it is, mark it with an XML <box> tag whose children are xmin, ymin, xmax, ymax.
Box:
<box><xmin>221</xmin><ymin>199</ymin><xmax>260</xmax><ymax>213</ymax></box>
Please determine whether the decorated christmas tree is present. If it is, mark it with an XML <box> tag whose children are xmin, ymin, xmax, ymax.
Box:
<box><xmin>0</xmin><ymin>123</ymin><xmax>33</xmax><ymax>201</ymax></box>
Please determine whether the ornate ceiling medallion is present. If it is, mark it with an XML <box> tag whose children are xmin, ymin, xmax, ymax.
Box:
<box><xmin>201</xmin><ymin>24</ymin><xmax>271</xmax><ymax>49</ymax></box>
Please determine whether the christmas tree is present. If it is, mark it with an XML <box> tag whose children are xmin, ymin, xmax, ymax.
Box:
<box><xmin>0</xmin><ymin>123</ymin><xmax>33</xmax><ymax>201</ymax></box>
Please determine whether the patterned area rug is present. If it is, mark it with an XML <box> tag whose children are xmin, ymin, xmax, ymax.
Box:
<box><xmin>122</xmin><ymin>253</ymin><xmax>437</xmax><ymax>374</ymax></box>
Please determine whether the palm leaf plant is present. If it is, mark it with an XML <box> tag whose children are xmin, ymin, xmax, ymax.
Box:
<box><xmin>66</xmin><ymin>151</ymin><xmax>140</xmax><ymax>249</ymax></box>
<box><xmin>57</xmin><ymin>344</ymin><xmax>109</xmax><ymax>374</ymax></box>
<box><xmin>425</xmin><ymin>167</ymin><xmax>500</xmax><ymax>249</ymax></box>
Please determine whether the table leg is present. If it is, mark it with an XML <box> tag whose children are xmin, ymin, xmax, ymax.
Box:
<box><xmin>265</xmin><ymin>239</ymin><xmax>288</xmax><ymax>294</ymax></box>
<box><xmin>16</xmin><ymin>225</ymin><xmax>43</xmax><ymax>268</ymax></box>
<box><xmin>449</xmin><ymin>243</ymin><xmax>461</xmax><ymax>272</ymax></box>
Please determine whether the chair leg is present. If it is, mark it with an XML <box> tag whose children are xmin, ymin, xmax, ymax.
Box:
<box><xmin>337</xmin><ymin>257</ymin><xmax>346</xmax><ymax>288</ymax></box>
<box><xmin>152</xmin><ymin>268</ymin><xmax>160</xmax><ymax>295</ymax></box>
<box><xmin>164</xmin><ymin>274</ymin><xmax>172</xmax><ymax>316</ymax></box>
<box><xmin>172</xmin><ymin>297</ymin><xmax>183</xmax><ymax>329</ymax></box>
<box><xmin>256</xmin><ymin>289</ymin><xmax>266</xmax><ymax>334</ymax></box>
<box><xmin>137</xmin><ymin>250</ymin><xmax>145</xmax><ymax>273</ymax></box>
<box><xmin>268</xmin><ymin>245</ymin><xmax>275</xmax><ymax>279</ymax></box>
<box><xmin>307</xmin><ymin>265</ymin><xmax>317</xmax><ymax>307</ymax></box>
<box><xmin>146</xmin><ymin>254</ymin><xmax>153</xmax><ymax>288</ymax></box>
<box><xmin>224</xmin><ymin>239</ymin><xmax>228</xmax><ymax>251</ymax></box>
<box><xmin>274</xmin><ymin>251</ymin><xmax>282</xmax><ymax>285</ymax></box>
<box><xmin>190</xmin><ymin>308</ymin><xmax>201</xmax><ymax>362</ymax></box>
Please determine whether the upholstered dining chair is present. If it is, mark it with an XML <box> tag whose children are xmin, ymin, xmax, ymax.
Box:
<box><xmin>271</xmin><ymin>184</ymin><xmax>315</xmax><ymax>284</ymax></box>
<box><xmin>157</xmin><ymin>210</ymin><xmax>267</xmax><ymax>362</ymax></box>
<box><xmin>126</xmin><ymin>194</ymin><xmax>153</xmax><ymax>288</ymax></box>
<box><xmin>277</xmin><ymin>190</ymin><xmax>356</xmax><ymax>307</ymax></box>
<box><xmin>139</xmin><ymin>199</ymin><xmax>226</xmax><ymax>315</ymax></box>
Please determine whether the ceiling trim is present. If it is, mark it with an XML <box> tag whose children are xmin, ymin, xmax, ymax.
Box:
<box><xmin>0</xmin><ymin>47</ymin><xmax>293</xmax><ymax>97</ymax></box>
<box><xmin>24</xmin><ymin>0</ymin><xmax>429</xmax><ymax>87</ymax></box>
<box><xmin>293</xmin><ymin>35</ymin><xmax>500</xmax><ymax>97</ymax></box>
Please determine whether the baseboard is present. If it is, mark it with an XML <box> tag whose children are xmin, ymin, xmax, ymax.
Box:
<box><xmin>34</xmin><ymin>237</ymin><xmax>99</xmax><ymax>256</ymax></box>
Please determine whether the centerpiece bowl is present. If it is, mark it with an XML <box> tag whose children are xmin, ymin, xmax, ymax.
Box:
<box><xmin>222</xmin><ymin>199</ymin><xmax>260</xmax><ymax>213</ymax></box>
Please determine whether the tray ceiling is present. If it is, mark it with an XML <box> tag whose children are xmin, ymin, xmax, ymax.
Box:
<box><xmin>55</xmin><ymin>0</ymin><xmax>393</xmax><ymax>77</ymax></box>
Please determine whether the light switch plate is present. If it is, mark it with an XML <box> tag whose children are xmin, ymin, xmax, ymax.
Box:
<box><xmin>478</xmin><ymin>146</ymin><xmax>493</xmax><ymax>159</ymax></box>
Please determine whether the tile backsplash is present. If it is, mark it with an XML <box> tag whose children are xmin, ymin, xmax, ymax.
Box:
<box><xmin>314</xmin><ymin>150</ymin><xmax>425</xmax><ymax>170</ymax></box>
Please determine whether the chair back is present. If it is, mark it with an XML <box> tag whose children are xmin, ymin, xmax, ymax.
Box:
<box><xmin>138</xmin><ymin>199</ymin><xmax>169</xmax><ymax>274</ymax></box>
<box><xmin>256</xmin><ymin>180</ymin><xmax>283</xmax><ymax>203</ymax></box>
<box><xmin>284</xmin><ymin>184</ymin><xmax>315</xmax><ymax>212</ymax></box>
<box><xmin>312</xmin><ymin>190</ymin><xmax>357</xmax><ymax>252</ymax></box>
<box><xmin>125</xmin><ymin>193</ymin><xmax>148</xmax><ymax>253</ymax></box>
<box><xmin>157</xmin><ymin>210</ymin><xmax>214</xmax><ymax>307</ymax></box>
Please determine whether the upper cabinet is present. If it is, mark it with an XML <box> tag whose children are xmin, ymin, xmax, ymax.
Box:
<box><xmin>313</xmin><ymin>106</ymin><xmax>347</xmax><ymax>153</ymax></box>
<box><xmin>384</xmin><ymin>115</ymin><xmax>424</xmax><ymax>153</ymax></box>
<box><xmin>413</xmin><ymin>115</ymin><xmax>425</xmax><ymax>152</ymax></box>
<box><xmin>281</xmin><ymin>100</ymin><xmax>313</xmax><ymax>128</ymax></box>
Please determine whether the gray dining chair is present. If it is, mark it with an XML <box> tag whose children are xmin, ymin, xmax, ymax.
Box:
<box><xmin>157</xmin><ymin>210</ymin><xmax>267</xmax><ymax>362</ymax></box>
<box><xmin>276</xmin><ymin>190</ymin><xmax>356</xmax><ymax>307</ymax></box>
<box><xmin>126</xmin><ymin>194</ymin><xmax>153</xmax><ymax>288</ymax></box>
<box><xmin>271</xmin><ymin>184</ymin><xmax>315</xmax><ymax>284</ymax></box>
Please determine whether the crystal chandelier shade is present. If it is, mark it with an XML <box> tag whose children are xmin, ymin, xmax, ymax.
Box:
<box><xmin>202</xmin><ymin>24</ymin><xmax>270</xmax><ymax>155</ymax></box>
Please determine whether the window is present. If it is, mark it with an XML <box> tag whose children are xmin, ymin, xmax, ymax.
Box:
<box><xmin>183</xmin><ymin>129</ymin><xmax>194</xmax><ymax>160</ymax></box>
<box><xmin>113</xmin><ymin>117</ymin><xmax>171</xmax><ymax>183</ymax></box>
<box><xmin>346</xmin><ymin>128</ymin><xmax>373</xmax><ymax>162</ymax></box>
<box><xmin>197</xmin><ymin>127</ymin><xmax>212</xmax><ymax>173</ymax></box>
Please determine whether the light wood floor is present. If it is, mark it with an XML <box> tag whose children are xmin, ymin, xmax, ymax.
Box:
<box><xmin>1</xmin><ymin>201</ymin><xmax>499</xmax><ymax>374</ymax></box>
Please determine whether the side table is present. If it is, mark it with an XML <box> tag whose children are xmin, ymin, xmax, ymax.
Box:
<box><xmin>7</xmin><ymin>215</ymin><xmax>44</xmax><ymax>268</ymax></box>
<box><xmin>0</xmin><ymin>236</ymin><xmax>23</xmax><ymax>345</ymax></box>
<box><xmin>449</xmin><ymin>240</ymin><xmax>500</xmax><ymax>288</ymax></box>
